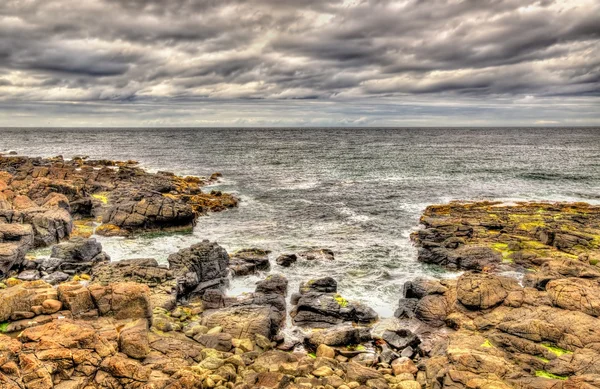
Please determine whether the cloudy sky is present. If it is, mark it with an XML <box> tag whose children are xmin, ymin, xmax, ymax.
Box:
<box><xmin>0</xmin><ymin>0</ymin><xmax>598</xmax><ymax>127</ymax></box>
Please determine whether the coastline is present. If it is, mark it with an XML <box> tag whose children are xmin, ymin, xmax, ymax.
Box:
<box><xmin>1</xmin><ymin>154</ymin><xmax>600</xmax><ymax>389</ymax></box>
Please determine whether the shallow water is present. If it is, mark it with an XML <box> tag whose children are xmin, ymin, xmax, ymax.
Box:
<box><xmin>2</xmin><ymin>127</ymin><xmax>600</xmax><ymax>317</ymax></box>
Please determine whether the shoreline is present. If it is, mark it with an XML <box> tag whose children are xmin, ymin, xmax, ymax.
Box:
<box><xmin>1</xmin><ymin>154</ymin><xmax>600</xmax><ymax>388</ymax></box>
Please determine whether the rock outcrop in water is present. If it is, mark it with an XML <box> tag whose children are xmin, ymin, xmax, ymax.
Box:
<box><xmin>400</xmin><ymin>201</ymin><xmax>600</xmax><ymax>389</ymax></box>
<box><xmin>0</xmin><ymin>153</ymin><xmax>237</xmax><ymax>243</ymax></box>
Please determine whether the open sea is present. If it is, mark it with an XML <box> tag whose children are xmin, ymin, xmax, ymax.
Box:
<box><xmin>2</xmin><ymin>127</ymin><xmax>599</xmax><ymax>317</ymax></box>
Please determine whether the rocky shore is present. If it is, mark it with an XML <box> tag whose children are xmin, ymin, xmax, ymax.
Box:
<box><xmin>2</xmin><ymin>154</ymin><xmax>600</xmax><ymax>389</ymax></box>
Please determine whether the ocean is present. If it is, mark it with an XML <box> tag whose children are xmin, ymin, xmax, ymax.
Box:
<box><xmin>2</xmin><ymin>127</ymin><xmax>599</xmax><ymax>317</ymax></box>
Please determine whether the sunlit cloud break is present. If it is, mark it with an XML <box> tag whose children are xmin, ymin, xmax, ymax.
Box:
<box><xmin>0</xmin><ymin>0</ymin><xmax>598</xmax><ymax>127</ymax></box>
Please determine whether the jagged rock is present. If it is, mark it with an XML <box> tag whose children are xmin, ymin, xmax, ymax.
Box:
<box><xmin>101</xmin><ymin>193</ymin><xmax>195</xmax><ymax>231</ymax></box>
<box><xmin>291</xmin><ymin>278</ymin><xmax>378</xmax><ymax>327</ymax></box>
<box><xmin>276</xmin><ymin>253</ymin><xmax>297</xmax><ymax>267</ymax></box>
<box><xmin>91</xmin><ymin>257</ymin><xmax>176</xmax><ymax>310</ymax></box>
<box><xmin>230</xmin><ymin>248</ymin><xmax>271</xmax><ymax>276</ymax></box>
<box><xmin>41</xmin><ymin>237</ymin><xmax>109</xmax><ymax>274</ymax></box>
<box><xmin>167</xmin><ymin>240</ymin><xmax>230</xmax><ymax>300</ymax></box>
<box><xmin>0</xmin><ymin>223</ymin><xmax>34</xmax><ymax>276</ymax></box>
<box><xmin>299</xmin><ymin>277</ymin><xmax>338</xmax><ymax>294</ymax></box>
<box><xmin>255</xmin><ymin>274</ymin><xmax>288</xmax><ymax>296</ymax></box>
<box><xmin>297</xmin><ymin>248</ymin><xmax>335</xmax><ymax>261</ymax></box>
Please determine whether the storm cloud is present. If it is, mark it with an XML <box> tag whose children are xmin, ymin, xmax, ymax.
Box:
<box><xmin>0</xmin><ymin>0</ymin><xmax>598</xmax><ymax>126</ymax></box>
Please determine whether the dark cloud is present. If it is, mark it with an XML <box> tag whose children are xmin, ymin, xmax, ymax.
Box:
<box><xmin>0</xmin><ymin>0</ymin><xmax>598</xmax><ymax>125</ymax></box>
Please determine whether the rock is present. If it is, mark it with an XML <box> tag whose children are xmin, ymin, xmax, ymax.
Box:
<box><xmin>57</xmin><ymin>281</ymin><xmax>96</xmax><ymax>317</ymax></box>
<box><xmin>307</xmin><ymin>325</ymin><xmax>361</xmax><ymax>347</ymax></box>
<box><xmin>276</xmin><ymin>253</ymin><xmax>297</xmax><ymax>267</ymax></box>
<box><xmin>317</xmin><ymin>344</ymin><xmax>336</xmax><ymax>358</ymax></box>
<box><xmin>0</xmin><ymin>280</ymin><xmax>58</xmax><ymax>322</ymax></box>
<box><xmin>403</xmin><ymin>277</ymin><xmax>448</xmax><ymax>299</ymax></box>
<box><xmin>344</xmin><ymin>362</ymin><xmax>382</xmax><ymax>384</ymax></box>
<box><xmin>50</xmin><ymin>236</ymin><xmax>102</xmax><ymax>261</ymax></box>
<box><xmin>193</xmin><ymin>332</ymin><xmax>233</xmax><ymax>352</ymax></box>
<box><xmin>88</xmin><ymin>282</ymin><xmax>152</xmax><ymax>319</ymax></box>
<box><xmin>101</xmin><ymin>193</ymin><xmax>195</xmax><ymax>232</ymax></box>
<box><xmin>42</xmin><ymin>237</ymin><xmax>108</xmax><ymax>274</ymax></box>
<box><xmin>0</xmin><ymin>223</ymin><xmax>34</xmax><ymax>276</ymax></box>
<box><xmin>119</xmin><ymin>319</ymin><xmax>150</xmax><ymax>359</ymax></box>
<box><xmin>546</xmin><ymin>278</ymin><xmax>600</xmax><ymax>317</ymax></box>
<box><xmin>255</xmin><ymin>274</ymin><xmax>288</xmax><ymax>296</ymax></box>
<box><xmin>313</xmin><ymin>365</ymin><xmax>334</xmax><ymax>377</ymax></box>
<box><xmin>381</xmin><ymin>329</ymin><xmax>420</xmax><ymax>350</ymax></box>
<box><xmin>299</xmin><ymin>277</ymin><xmax>338</xmax><ymax>294</ymax></box>
<box><xmin>456</xmin><ymin>272</ymin><xmax>508</xmax><ymax>310</ymax></box>
<box><xmin>16</xmin><ymin>269</ymin><xmax>40</xmax><ymax>281</ymax></box>
<box><xmin>41</xmin><ymin>299</ymin><xmax>62</xmax><ymax>314</ymax></box>
<box><xmin>41</xmin><ymin>271</ymin><xmax>69</xmax><ymax>285</ymax></box>
<box><xmin>298</xmin><ymin>248</ymin><xmax>335</xmax><ymax>261</ymax></box>
<box><xmin>291</xmin><ymin>287</ymin><xmax>378</xmax><ymax>327</ymax></box>
<box><xmin>391</xmin><ymin>357</ymin><xmax>418</xmax><ymax>376</ymax></box>
<box><xmin>230</xmin><ymin>248</ymin><xmax>271</xmax><ymax>276</ymax></box>
<box><xmin>167</xmin><ymin>240</ymin><xmax>230</xmax><ymax>300</ymax></box>
<box><xmin>202</xmin><ymin>305</ymin><xmax>274</xmax><ymax>340</ymax></box>
<box><xmin>27</xmin><ymin>208</ymin><xmax>73</xmax><ymax>247</ymax></box>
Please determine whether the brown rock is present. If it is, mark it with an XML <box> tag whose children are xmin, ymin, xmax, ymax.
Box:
<box><xmin>119</xmin><ymin>319</ymin><xmax>150</xmax><ymax>360</ymax></box>
<box><xmin>456</xmin><ymin>272</ymin><xmax>508</xmax><ymax>310</ymax></box>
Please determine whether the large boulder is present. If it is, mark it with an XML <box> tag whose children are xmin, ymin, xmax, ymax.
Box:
<box><xmin>291</xmin><ymin>277</ymin><xmax>378</xmax><ymax>327</ymax></box>
<box><xmin>202</xmin><ymin>305</ymin><xmax>274</xmax><ymax>340</ymax></box>
<box><xmin>229</xmin><ymin>248</ymin><xmax>271</xmax><ymax>276</ymax></box>
<box><xmin>456</xmin><ymin>272</ymin><xmax>508</xmax><ymax>310</ymax></box>
<box><xmin>546</xmin><ymin>278</ymin><xmax>600</xmax><ymax>317</ymax></box>
<box><xmin>101</xmin><ymin>193</ymin><xmax>195</xmax><ymax>232</ymax></box>
<box><xmin>167</xmin><ymin>240</ymin><xmax>230</xmax><ymax>300</ymax></box>
<box><xmin>91</xmin><ymin>258</ymin><xmax>177</xmax><ymax>310</ymax></box>
<box><xmin>40</xmin><ymin>237</ymin><xmax>109</xmax><ymax>275</ymax></box>
<box><xmin>89</xmin><ymin>282</ymin><xmax>152</xmax><ymax>320</ymax></box>
<box><xmin>0</xmin><ymin>223</ymin><xmax>34</xmax><ymax>277</ymax></box>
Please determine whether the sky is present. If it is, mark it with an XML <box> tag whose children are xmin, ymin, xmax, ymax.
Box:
<box><xmin>0</xmin><ymin>0</ymin><xmax>598</xmax><ymax>127</ymax></box>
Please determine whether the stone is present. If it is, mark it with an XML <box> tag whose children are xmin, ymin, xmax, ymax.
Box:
<box><xmin>255</xmin><ymin>274</ymin><xmax>288</xmax><ymax>296</ymax></box>
<box><xmin>298</xmin><ymin>248</ymin><xmax>335</xmax><ymax>261</ymax></box>
<box><xmin>57</xmin><ymin>281</ymin><xmax>96</xmax><ymax>316</ymax></box>
<box><xmin>317</xmin><ymin>344</ymin><xmax>336</xmax><ymax>359</ymax></box>
<box><xmin>382</xmin><ymin>329</ymin><xmax>420</xmax><ymax>351</ymax></box>
<box><xmin>202</xmin><ymin>305</ymin><xmax>273</xmax><ymax>340</ymax></box>
<box><xmin>119</xmin><ymin>319</ymin><xmax>150</xmax><ymax>359</ymax></box>
<box><xmin>456</xmin><ymin>272</ymin><xmax>508</xmax><ymax>310</ymax></box>
<box><xmin>276</xmin><ymin>253</ymin><xmax>297</xmax><ymax>267</ymax></box>
<box><xmin>307</xmin><ymin>325</ymin><xmax>361</xmax><ymax>347</ymax></box>
<box><xmin>193</xmin><ymin>333</ymin><xmax>233</xmax><ymax>352</ymax></box>
<box><xmin>391</xmin><ymin>357</ymin><xmax>418</xmax><ymax>376</ymax></box>
<box><xmin>546</xmin><ymin>278</ymin><xmax>600</xmax><ymax>317</ymax></box>
<box><xmin>88</xmin><ymin>282</ymin><xmax>152</xmax><ymax>319</ymax></box>
<box><xmin>0</xmin><ymin>280</ymin><xmax>58</xmax><ymax>322</ymax></box>
<box><xmin>167</xmin><ymin>240</ymin><xmax>230</xmax><ymax>299</ymax></box>
<box><xmin>230</xmin><ymin>248</ymin><xmax>271</xmax><ymax>276</ymax></box>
